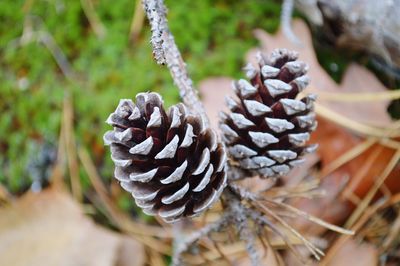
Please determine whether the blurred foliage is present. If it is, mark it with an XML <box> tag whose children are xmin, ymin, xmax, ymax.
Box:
<box><xmin>0</xmin><ymin>0</ymin><xmax>282</xmax><ymax>201</ymax></box>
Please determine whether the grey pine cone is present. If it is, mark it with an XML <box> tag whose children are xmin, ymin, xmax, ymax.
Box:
<box><xmin>104</xmin><ymin>92</ymin><xmax>227</xmax><ymax>222</ymax></box>
<box><xmin>220</xmin><ymin>49</ymin><xmax>318</xmax><ymax>178</ymax></box>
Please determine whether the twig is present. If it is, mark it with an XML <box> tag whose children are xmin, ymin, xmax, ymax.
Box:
<box><xmin>226</xmin><ymin>164</ymin><xmax>251</xmax><ymax>181</ymax></box>
<box><xmin>228</xmin><ymin>182</ymin><xmax>259</xmax><ymax>202</ymax></box>
<box><xmin>142</xmin><ymin>0</ymin><xmax>209</xmax><ymax>127</ymax></box>
<box><xmin>172</xmin><ymin>213</ymin><xmax>230</xmax><ymax>266</ymax></box>
<box><xmin>230</xmin><ymin>198</ymin><xmax>260</xmax><ymax>266</ymax></box>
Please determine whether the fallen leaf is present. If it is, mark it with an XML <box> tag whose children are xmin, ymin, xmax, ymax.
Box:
<box><xmin>325</xmin><ymin>239</ymin><xmax>378</xmax><ymax>266</ymax></box>
<box><xmin>0</xmin><ymin>188</ymin><xmax>145</xmax><ymax>266</ymax></box>
<box><xmin>200</xmin><ymin>77</ymin><xmax>234</xmax><ymax>130</ymax></box>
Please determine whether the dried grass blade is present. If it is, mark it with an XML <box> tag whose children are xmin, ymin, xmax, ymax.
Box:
<box><xmin>320</xmin><ymin>138</ymin><xmax>376</xmax><ymax>178</ymax></box>
<box><xmin>129</xmin><ymin>0</ymin><xmax>145</xmax><ymax>41</ymax></box>
<box><xmin>320</xmin><ymin>199</ymin><xmax>386</xmax><ymax>266</ymax></box>
<box><xmin>265</xmin><ymin>200</ymin><xmax>354</xmax><ymax>235</ymax></box>
<box><xmin>63</xmin><ymin>96</ymin><xmax>82</xmax><ymax>202</ymax></box>
<box><xmin>315</xmin><ymin>90</ymin><xmax>400</xmax><ymax>102</ymax></box>
<box><xmin>256</xmin><ymin>202</ymin><xmax>324</xmax><ymax>260</ymax></box>
<box><xmin>50</xmin><ymin>103</ymin><xmax>67</xmax><ymax>189</ymax></box>
<box><xmin>345</xmin><ymin>149</ymin><xmax>400</xmax><ymax>228</ymax></box>
<box><xmin>315</xmin><ymin>103</ymin><xmax>400</xmax><ymax>138</ymax></box>
<box><xmin>381</xmin><ymin>211</ymin><xmax>400</xmax><ymax>252</ymax></box>
<box><xmin>255</xmin><ymin>214</ymin><xmax>307</xmax><ymax>265</ymax></box>
<box><xmin>80</xmin><ymin>0</ymin><xmax>106</xmax><ymax>38</ymax></box>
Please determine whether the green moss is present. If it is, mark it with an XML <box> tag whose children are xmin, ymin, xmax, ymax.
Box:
<box><xmin>0</xmin><ymin>0</ymin><xmax>282</xmax><ymax>195</ymax></box>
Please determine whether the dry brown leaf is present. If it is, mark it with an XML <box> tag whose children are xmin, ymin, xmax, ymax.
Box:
<box><xmin>200</xmin><ymin>77</ymin><xmax>234</xmax><ymax>130</ymax></box>
<box><xmin>324</xmin><ymin>239</ymin><xmax>378</xmax><ymax>266</ymax></box>
<box><xmin>0</xmin><ymin>188</ymin><xmax>145</xmax><ymax>266</ymax></box>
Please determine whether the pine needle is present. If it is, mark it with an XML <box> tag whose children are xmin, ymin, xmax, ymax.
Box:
<box><xmin>315</xmin><ymin>89</ymin><xmax>400</xmax><ymax>102</ymax></box>
<box><xmin>315</xmin><ymin>103</ymin><xmax>400</xmax><ymax>138</ymax></box>
<box><xmin>63</xmin><ymin>96</ymin><xmax>82</xmax><ymax>202</ymax></box>
<box><xmin>254</xmin><ymin>213</ymin><xmax>308</xmax><ymax>265</ymax></box>
<box><xmin>264</xmin><ymin>200</ymin><xmax>354</xmax><ymax>235</ymax></box>
<box><xmin>345</xmin><ymin>149</ymin><xmax>400</xmax><ymax>228</ymax></box>
<box><xmin>256</xmin><ymin>202</ymin><xmax>325</xmax><ymax>260</ymax></box>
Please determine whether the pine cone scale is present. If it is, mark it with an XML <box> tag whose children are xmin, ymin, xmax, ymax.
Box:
<box><xmin>104</xmin><ymin>93</ymin><xmax>227</xmax><ymax>222</ymax></box>
<box><xmin>220</xmin><ymin>49</ymin><xmax>318</xmax><ymax>179</ymax></box>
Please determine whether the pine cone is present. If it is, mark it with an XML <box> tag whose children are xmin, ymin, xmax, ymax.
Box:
<box><xmin>104</xmin><ymin>92</ymin><xmax>227</xmax><ymax>222</ymax></box>
<box><xmin>220</xmin><ymin>49</ymin><xmax>318</xmax><ymax>178</ymax></box>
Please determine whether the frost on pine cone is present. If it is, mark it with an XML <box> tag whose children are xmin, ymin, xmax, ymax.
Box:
<box><xmin>104</xmin><ymin>93</ymin><xmax>227</xmax><ymax>222</ymax></box>
<box><xmin>220</xmin><ymin>49</ymin><xmax>317</xmax><ymax>178</ymax></box>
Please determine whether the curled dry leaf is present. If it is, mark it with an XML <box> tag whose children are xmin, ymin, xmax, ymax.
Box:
<box><xmin>0</xmin><ymin>188</ymin><xmax>145</xmax><ymax>266</ymax></box>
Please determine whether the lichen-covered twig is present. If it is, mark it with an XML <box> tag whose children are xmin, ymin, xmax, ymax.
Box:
<box><xmin>171</xmin><ymin>212</ymin><xmax>231</xmax><ymax>266</ymax></box>
<box><xmin>142</xmin><ymin>0</ymin><xmax>209</xmax><ymax>127</ymax></box>
<box><xmin>231</xmin><ymin>196</ymin><xmax>260</xmax><ymax>266</ymax></box>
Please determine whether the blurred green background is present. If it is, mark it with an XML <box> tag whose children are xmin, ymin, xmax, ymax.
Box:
<box><xmin>0</xmin><ymin>0</ymin><xmax>285</xmax><ymax>199</ymax></box>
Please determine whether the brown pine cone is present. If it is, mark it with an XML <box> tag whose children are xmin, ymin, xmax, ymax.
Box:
<box><xmin>104</xmin><ymin>93</ymin><xmax>227</xmax><ymax>222</ymax></box>
<box><xmin>220</xmin><ymin>49</ymin><xmax>318</xmax><ymax>178</ymax></box>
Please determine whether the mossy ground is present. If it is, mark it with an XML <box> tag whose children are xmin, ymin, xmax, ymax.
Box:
<box><xmin>0</xmin><ymin>0</ymin><xmax>283</xmax><ymax>206</ymax></box>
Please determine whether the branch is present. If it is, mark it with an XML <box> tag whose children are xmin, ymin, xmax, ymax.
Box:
<box><xmin>142</xmin><ymin>0</ymin><xmax>209</xmax><ymax>127</ymax></box>
<box><xmin>172</xmin><ymin>213</ymin><xmax>230</xmax><ymax>266</ymax></box>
